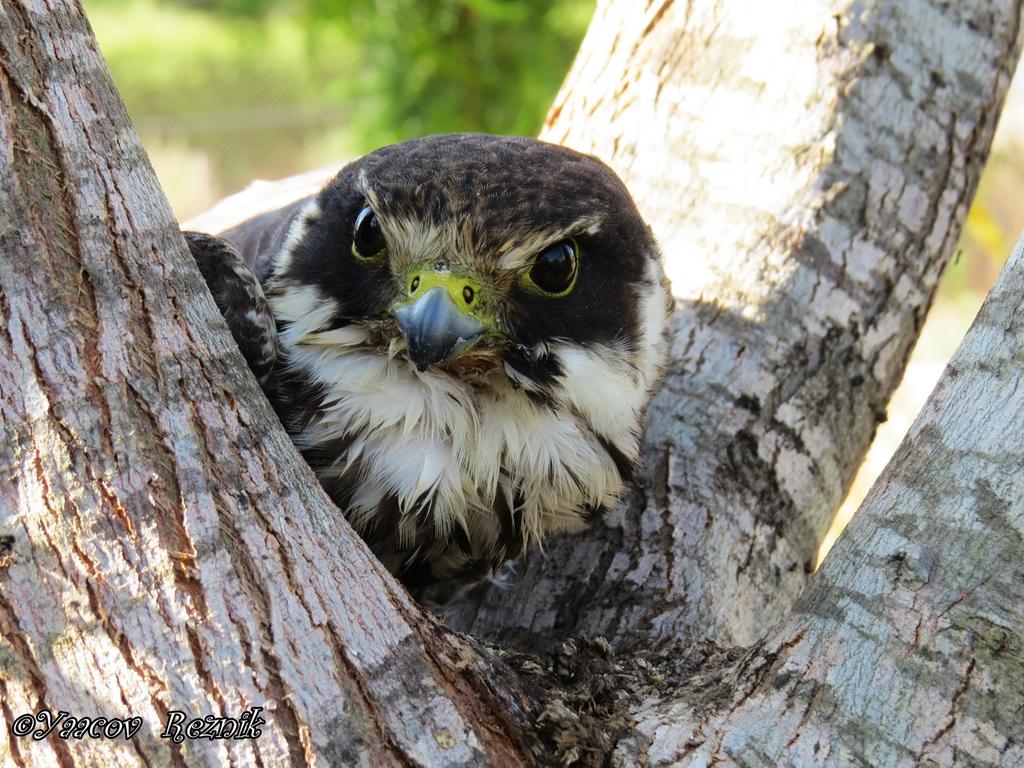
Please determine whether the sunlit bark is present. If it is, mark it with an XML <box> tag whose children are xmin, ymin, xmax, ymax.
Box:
<box><xmin>0</xmin><ymin>3</ymin><xmax>533</xmax><ymax>766</ymax></box>
<box><xmin>1</xmin><ymin>0</ymin><xmax>1021</xmax><ymax>766</ymax></box>
<box><xmin>449</xmin><ymin>0</ymin><xmax>1024</xmax><ymax>653</ymax></box>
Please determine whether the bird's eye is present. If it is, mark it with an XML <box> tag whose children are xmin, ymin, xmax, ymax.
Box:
<box><xmin>525</xmin><ymin>240</ymin><xmax>578</xmax><ymax>296</ymax></box>
<box><xmin>352</xmin><ymin>206</ymin><xmax>387</xmax><ymax>263</ymax></box>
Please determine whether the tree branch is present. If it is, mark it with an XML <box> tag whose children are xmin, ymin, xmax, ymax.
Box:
<box><xmin>3</xmin><ymin>1</ymin><xmax>1022</xmax><ymax>765</ymax></box>
<box><xmin>0</xmin><ymin>3</ymin><xmax>535</xmax><ymax>765</ymax></box>
<box><xmin>614</xmin><ymin>233</ymin><xmax>1024</xmax><ymax>766</ymax></box>
<box><xmin>446</xmin><ymin>0</ymin><xmax>1024</xmax><ymax>651</ymax></box>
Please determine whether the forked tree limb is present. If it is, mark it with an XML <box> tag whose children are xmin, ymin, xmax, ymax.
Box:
<box><xmin>446</xmin><ymin>0</ymin><xmax>1024</xmax><ymax>652</ymax></box>
<box><xmin>1</xmin><ymin>0</ymin><xmax>1022</xmax><ymax>766</ymax></box>
<box><xmin>611</xmin><ymin>234</ymin><xmax>1024</xmax><ymax>766</ymax></box>
<box><xmin>0</xmin><ymin>3</ymin><xmax>534</xmax><ymax>766</ymax></box>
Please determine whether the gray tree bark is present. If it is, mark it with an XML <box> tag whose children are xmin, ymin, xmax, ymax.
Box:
<box><xmin>1</xmin><ymin>0</ymin><xmax>1022</xmax><ymax>767</ymax></box>
<box><xmin>611</xmin><ymin>235</ymin><xmax>1024</xmax><ymax>766</ymax></box>
<box><xmin>446</xmin><ymin>0</ymin><xmax>1024</xmax><ymax>652</ymax></box>
<box><xmin>0</xmin><ymin>3</ymin><xmax>535</xmax><ymax>766</ymax></box>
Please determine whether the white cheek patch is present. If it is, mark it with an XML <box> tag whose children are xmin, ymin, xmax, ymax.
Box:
<box><xmin>635</xmin><ymin>254</ymin><xmax>673</xmax><ymax>393</ymax></box>
<box><xmin>269</xmin><ymin>284</ymin><xmax>340</xmax><ymax>347</ymax></box>
<box><xmin>272</xmin><ymin>200</ymin><xmax>321</xmax><ymax>279</ymax></box>
<box><xmin>550</xmin><ymin>343</ymin><xmax>644</xmax><ymax>461</ymax></box>
<box><xmin>267</xmin><ymin>254</ymin><xmax>669</xmax><ymax>581</ymax></box>
<box><xmin>284</xmin><ymin>335</ymin><xmax>630</xmax><ymax>556</ymax></box>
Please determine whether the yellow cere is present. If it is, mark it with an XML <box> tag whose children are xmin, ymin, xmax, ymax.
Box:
<box><xmin>402</xmin><ymin>269</ymin><xmax>485</xmax><ymax>317</ymax></box>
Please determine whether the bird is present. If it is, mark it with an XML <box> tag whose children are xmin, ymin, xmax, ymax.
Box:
<box><xmin>185</xmin><ymin>133</ymin><xmax>673</xmax><ymax>602</ymax></box>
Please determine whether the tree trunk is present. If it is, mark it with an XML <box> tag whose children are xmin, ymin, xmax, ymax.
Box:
<box><xmin>611</xmin><ymin>235</ymin><xmax>1024</xmax><ymax>766</ymax></box>
<box><xmin>446</xmin><ymin>0</ymin><xmax>1024</xmax><ymax>651</ymax></box>
<box><xmin>0</xmin><ymin>4</ymin><xmax>535</xmax><ymax>767</ymax></box>
<box><xmin>1</xmin><ymin>1</ymin><xmax>1021</xmax><ymax>767</ymax></box>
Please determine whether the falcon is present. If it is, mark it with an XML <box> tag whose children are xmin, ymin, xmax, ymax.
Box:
<box><xmin>186</xmin><ymin>133</ymin><xmax>672</xmax><ymax>602</ymax></box>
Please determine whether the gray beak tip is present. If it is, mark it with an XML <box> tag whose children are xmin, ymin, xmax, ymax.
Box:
<box><xmin>394</xmin><ymin>287</ymin><xmax>486</xmax><ymax>370</ymax></box>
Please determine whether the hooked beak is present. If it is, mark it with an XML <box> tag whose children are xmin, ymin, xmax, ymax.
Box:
<box><xmin>394</xmin><ymin>285</ymin><xmax>487</xmax><ymax>371</ymax></box>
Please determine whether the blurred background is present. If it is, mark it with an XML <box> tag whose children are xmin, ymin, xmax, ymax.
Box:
<box><xmin>84</xmin><ymin>0</ymin><xmax>594</xmax><ymax>220</ymax></box>
<box><xmin>84</xmin><ymin>0</ymin><xmax>1024</xmax><ymax>563</ymax></box>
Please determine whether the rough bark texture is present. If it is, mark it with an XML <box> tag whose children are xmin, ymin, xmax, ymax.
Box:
<box><xmin>2</xmin><ymin>0</ymin><xmax>1023</xmax><ymax>767</ymax></box>
<box><xmin>611</xmin><ymin>236</ymin><xmax>1024</xmax><ymax>766</ymax></box>
<box><xmin>445</xmin><ymin>0</ymin><xmax>1024</xmax><ymax>652</ymax></box>
<box><xmin>0</xmin><ymin>4</ymin><xmax>535</xmax><ymax>766</ymax></box>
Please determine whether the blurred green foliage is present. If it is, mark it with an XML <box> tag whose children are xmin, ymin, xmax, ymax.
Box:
<box><xmin>83</xmin><ymin>0</ymin><xmax>593</xmax><ymax>209</ymax></box>
<box><xmin>81</xmin><ymin>0</ymin><xmax>1023</xmax><ymax>310</ymax></box>
<box><xmin>318</xmin><ymin>0</ymin><xmax>594</xmax><ymax>144</ymax></box>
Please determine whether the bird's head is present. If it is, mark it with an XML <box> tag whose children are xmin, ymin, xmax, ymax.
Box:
<box><xmin>239</xmin><ymin>134</ymin><xmax>674</xmax><ymax>595</ymax></box>
<box><xmin>266</xmin><ymin>133</ymin><xmax>673</xmax><ymax>423</ymax></box>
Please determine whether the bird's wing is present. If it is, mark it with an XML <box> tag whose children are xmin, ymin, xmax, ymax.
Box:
<box><xmin>183</xmin><ymin>232</ymin><xmax>278</xmax><ymax>383</ymax></box>
<box><xmin>216</xmin><ymin>195</ymin><xmax>316</xmax><ymax>283</ymax></box>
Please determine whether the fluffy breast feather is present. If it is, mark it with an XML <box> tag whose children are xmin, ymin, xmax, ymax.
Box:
<box><xmin>284</xmin><ymin>339</ymin><xmax>628</xmax><ymax>555</ymax></box>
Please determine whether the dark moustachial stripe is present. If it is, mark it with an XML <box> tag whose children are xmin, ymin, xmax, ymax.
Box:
<box><xmin>502</xmin><ymin>347</ymin><xmax>562</xmax><ymax>408</ymax></box>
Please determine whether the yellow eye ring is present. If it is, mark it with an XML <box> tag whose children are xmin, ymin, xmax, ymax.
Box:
<box><xmin>520</xmin><ymin>239</ymin><xmax>579</xmax><ymax>297</ymax></box>
<box><xmin>352</xmin><ymin>205</ymin><xmax>387</xmax><ymax>264</ymax></box>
